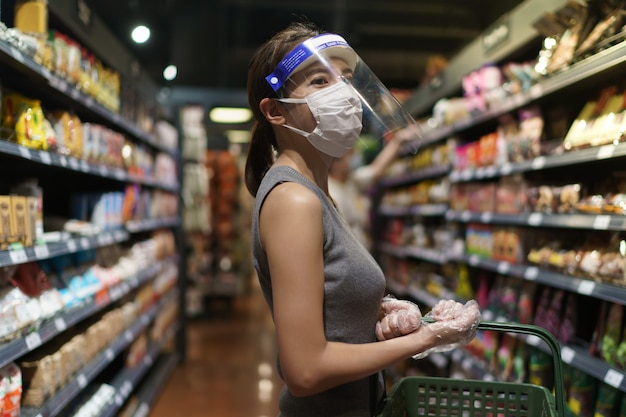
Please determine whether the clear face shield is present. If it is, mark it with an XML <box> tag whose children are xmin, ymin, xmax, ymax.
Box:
<box><xmin>266</xmin><ymin>33</ymin><xmax>421</xmax><ymax>161</ymax></box>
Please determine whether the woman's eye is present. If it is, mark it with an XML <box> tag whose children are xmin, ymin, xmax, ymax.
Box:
<box><xmin>310</xmin><ymin>76</ymin><xmax>329</xmax><ymax>86</ymax></box>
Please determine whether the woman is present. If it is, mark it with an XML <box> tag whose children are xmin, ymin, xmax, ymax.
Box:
<box><xmin>245</xmin><ymin>22</ymin><xmax>479</xmax><ymax>416</ymax></box>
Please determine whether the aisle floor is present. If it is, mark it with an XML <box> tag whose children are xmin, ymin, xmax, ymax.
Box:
<box><xmin>150</xmin><ymin>285</ymin><xmax>282</xmax><ymax>417</ymax></box>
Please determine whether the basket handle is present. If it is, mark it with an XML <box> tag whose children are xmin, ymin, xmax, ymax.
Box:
<box><xmin>477</xmin><ymin>321</ymin><xmax>566</xmax><ymax>417</ymax></box>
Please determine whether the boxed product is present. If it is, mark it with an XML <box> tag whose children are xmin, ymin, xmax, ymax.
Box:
<box><xmin>495</xmin><ymin>175</ymin><xmax>528</xmax><ymax>214</ymax></box>
<box><xmin>10</xmin><ymin>195</ymin><xmax>28</xmax><ymax>246</ymax></box>
<box><xmin>0</xmin><ymin>196</ymin><xmax>13</xmax><ymax>249</ymax></box>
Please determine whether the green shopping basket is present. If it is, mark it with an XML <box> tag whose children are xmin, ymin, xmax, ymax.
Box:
<box><xmin>379</xmin><ymin>321</ymin><xmax>567</xmax><ymax>417</ymax></box>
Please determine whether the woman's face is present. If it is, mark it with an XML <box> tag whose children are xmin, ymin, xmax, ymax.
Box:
<box><xmin>281</xmin><ymin>57</ymin><xmax>353</xmax><ymax>131</ymax></box>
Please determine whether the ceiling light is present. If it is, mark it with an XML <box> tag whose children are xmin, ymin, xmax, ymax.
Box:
<box><xmin>131</xmin><ymin>25</ymin><xmax>150</xmax><ymax>43</ymax></box>
<box><xmin>209</xmin><ymin>107</ymin><xmax>252</xmax><ymax>124</ymax></box>
<box><xmin>163</xmin><ymin>65</ymin><xmax>178</xmax><ymax>81</ymax></box>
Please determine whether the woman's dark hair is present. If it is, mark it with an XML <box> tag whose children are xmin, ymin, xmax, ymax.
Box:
<box><xmin>244</xmin><ymin>22</ymin><xmax>321</xmax><ymax>197</ymax></box>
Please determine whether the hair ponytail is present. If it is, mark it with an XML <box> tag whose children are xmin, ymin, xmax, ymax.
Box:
<box><xmin>244</xmin><ymin>21</ymin><xmax>321</xmax><ymax>197</ymax></box>
<box><xmin>244</xmin><ymin>120</ymin><xmax>275</xmax><ymax>197</ymax></box>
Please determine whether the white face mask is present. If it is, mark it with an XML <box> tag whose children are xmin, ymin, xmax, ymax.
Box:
<box><xmin>278</xmin><ymin>81</ymin><xmax>363</xmax><ymax>159</ymax></box>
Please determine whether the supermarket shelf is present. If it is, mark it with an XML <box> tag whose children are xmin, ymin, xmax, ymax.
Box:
<box><xmin>19</xmin><ymin>290</ymin><xmax>176</xmax><ymax>417</ymax></box>
<box><xmin>379</xmin><ymin>164</ymin><xmax>452</xmax><ymax>188</ymax></box>
<box><xmin>446</xmin><ymin>210</ymin><xmax>626</xmax><ymax>231</ymax></box>
<box><xmin>129</xmin><ymin>353</ymin><xmax>179</xmax><ymax>417</ymax></box>
<box><xmin>379</xmin><ymin>242</ymin><xmax>450</xmax><ymax>265</ymax></box>
<box><xmin>0</xmin><ymin>229</ymin><xmax>129</xmax><ymax>268</ymax></box>
<box><xmin>100</xmin><ymin>326</ymin><xmax>178</xmax><ymax>417</ymax></box>
<box><xmin>460</xmin><ymin>255</ymin><xmax>626</xmax><ymax>306</ymax></box>
<box><xmin>449</xmin><ymin>142</ymin><xmax>626</xmax><ymax>184</ymax></box>
<box><xmin>0</xmin><ymin>258</ymin><xmax>174</xmax><ymax>370</ymax></box>
<box><xmin>378</xmin><ymin>203</ymin><xmax>449</xmax><ymax>218</ymax></box>
<box><xmin>525</xmin><ymin>334</ymin><xmax>626</xmax><ymax>393</ymax></box>
<box><xmin>125</xmin><ymin>217</ymin><xmax>181</xmax><ymax>233</ymax></box>
<box><xmin>0</xmin><ymin>140</ymin><xmax>179</xmax><ymax>192</ymax></box>
<box><xmin>0</xmin><ymin>40</ymin><xmax>177</xmax><ymax>157</ymax></box>
<box><xmin>417</xmin><ymin>40</ymin><xmax>626</xmax><ymax>147</ymax></box>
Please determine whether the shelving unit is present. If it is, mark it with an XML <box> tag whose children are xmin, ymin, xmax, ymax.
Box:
<box><xmin>374</xmin><ymin>1</ymin><xmax>626</xmax><ymax>405</ymax></box>
<box><xmin>0</xmin><ymin>3</ymin><xmax>185</xmax><ymax>416</ymax></box>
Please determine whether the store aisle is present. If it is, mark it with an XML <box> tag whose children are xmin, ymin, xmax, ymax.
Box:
<box><xmin>150</xmin><ymin>283</ymin><xmax>282</xmax><ymax>417</ymax></box>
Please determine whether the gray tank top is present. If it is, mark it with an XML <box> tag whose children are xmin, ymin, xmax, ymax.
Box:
<box><xmin>251</xmin><ymin>166</ymin><xmax>386</xmax><ymax>417</ymax></box>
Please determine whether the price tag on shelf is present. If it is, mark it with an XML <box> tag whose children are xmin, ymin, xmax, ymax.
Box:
<box><xmin>480</xmin><ymin>212</ymin><xmax>493</xmax><ymax>223</ymax></box>
<box><xmin>561</xmin><ymin>346</ymin><xmax>575</xmax><ymax>364</ymax></box>
<box><xmin>524</xmin><ymin>266</ymin><xmax>539</xmax><ymax>281</ymax></box>
<box><xmin>115</xmin><ymin>395</ymin><xmax>124</xmax><ymax>406</ymax></box>
<box><xmin>461</xmin><ymin>169</ymin><xmax>472</xmax><ymax>181</ymax></box>
<box><xmin>54</xmin><ymin>317</ymin><xmax>67</xmax><ymax>332</ymax></box>
<box><xmin>80</xmin><ymin>238</ymin><xmax>90</xmax><ymax>249</ymax></box>
<box><xmin>474</xmin><ymin>167</ymin><xmax>485</xmax><ymax>179</ymax></box>
<box><xmin>526</xmin><ymin>335</ymin><xmax>541</xmax><ymax>346</ymax></box>
<box><xmin>500</xmin><ymin>163</ymin><xmax>513</xmax><ymax>176</ymax></box>
<box><xmin>77</xmin><ymin>374</ymin><xmax>88</xmax><ymax>388</ymax></box>
<box><xmin>529</xmin><ymin>84</ymin><xmax>543</xmax><ymax>98</ymax></box>
<box><xmin>485</xmin><ymin>166</ymin><xmax>497</xmax><ymax>177</ymax></box>
<box><xmin>497</xmin><ymin>261</ymin><xmax>510</xmax><ymax>274</ymax></box>
<box><xmin>452</xmin><ymin>350</ymin><xmax>463</xmax><ymax>363</ymax></box>
<box><xmin>10</xmin><ymin>47</ymin><xmax>25</xmax><ymax>64</ymax></box>
<box><xmin>461</xmin><ymin>358</ymin><xmax>473</xmax><ymax>371</ymax></box>
<box><xmin>468</xmin><ymin>255</ymin><xmax>480</xmax><ymax>266</ymax></box>
<box><xmin>59</xmin><ymin>156</ymin><xmax>68</xmax><ymax>167</ymax></box>
<box><xmin>18</xmin><ymin>146</ymin><xmax>32</xmax><ymax>160</ymax></box>
<box><xmin>66</xmin><ymin>240</ymin><xmax>77</xmax><ymax>252</ymax></box>
<box><xmin>106</xmin><ymin>348</ymin><xmax>115</xmax><ymax>361</ymax></box>
<box><xmin>69</xmin><ymin>158</ymin><xmax>80</xmax><ymax>171</ymax></box>
<box><xmin>34</xmin><ymin>244</ymin><xmax>49</xmax><ymax>259</ymax></box>
<box><xmin>577</xmin><ymin>280</ymin><xmax>596</xmax><ymax>296</ymax></box>
<box><xmin>531</xmin><ymin>156</ymin><xmax>546</xmax><ymax>170</ymax></box>
<box><xmin>25</xmin><ymin>332</ymin><xmax>42</xmax><ymax>351</ymax></box>
<box><xmin>430</xmin><ymin>353</ymin><xmax>448</xmax><ymax>368</ymax></box>
<box><xmin>9</xmin><ymin>249</ymin><xmax>28</xmax><ymax>264</ymax></box>
<box><xmin>527</xmin><ymin>213</ymin><xmax>543</xmax><ymax>226</ymax></box>
<box><xmin>604</xmin><ymin>369</ymin><xmax>624</xmax><ymax>389</ymax></box>
<box><xmin>80</xmin><ymin>160</ymin><xmax>90</xmax><ymax>172</ymax></box>
<box><xmin>143</xmin><ymin>354</ymin><xmax>153</xmax><ymax>367</ymax></box>
<box><xmin>596</xmin><ymin>145</ymin><xmax>615</xmax><ymax>160</ymax></box>
<box><xmin>593</xmin><ymin>215</ymin><xmax>611</xmax><ymax>230</ymax></box>
<box><xmin>39</xmin><ymin>151</ymin><xmax>51</xmax><ymax>165</ymax></box>
<box><xmin>461</xmin><ymin>211</ymin><xmax>471</xmax><ymax>222</ymax></box>
<box><xmin>114</xmin><ymin>169</ymin><xmax>126</xmax><ymax>180</ymax></box>
<box><xmin>99</xmin><ymin>165</ymin><xmax>108</xmax><ymax>177</ymax></box>
<box><xmin>125</xmin><ymin>330</ymin><xmax>134</xmax><ymax>342</ymax></box>
<box><xmin>483</xmin><ymin>373</ymin><xmax>495</xmax><ymax>382</ymax></box>
<box><xmin>135</xmin><ymin>403</ymin><xmax>150</xmax><ymax>417</ymax></box>
<box><xmin>449</xmin><ymin>171</ymin><xmax>460</xmax><ymax>182</ymax></box>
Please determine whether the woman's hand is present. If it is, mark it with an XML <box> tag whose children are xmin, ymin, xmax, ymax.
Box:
<box><xmin>422</xmin><ymin>299</ymin><xmax>481</xmax><ymax>347</ymax></box>
<box><xmin>376</xmin><ymin>296</ymin><xmax>422</xmax><ymax>341</ymax></box>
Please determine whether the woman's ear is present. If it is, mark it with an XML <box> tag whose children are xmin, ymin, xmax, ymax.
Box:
<box><xmin>259</xmin><ymin>98</ymin><xmax>285</xmax><ymax>126</ymax></box>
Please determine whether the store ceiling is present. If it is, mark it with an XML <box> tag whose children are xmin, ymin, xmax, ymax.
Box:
<box><xmin>85</xmin><ymin>0</ymin><xmax>524</xmax><ymax>91</ymax></box>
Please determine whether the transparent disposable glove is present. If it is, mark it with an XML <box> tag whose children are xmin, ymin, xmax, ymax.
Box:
<box><xmin>412</xmin><ymin>299</ymin><xmax>481</xmax><ymax>359</ymax></box>
<box><xmin>376</xmin><ymin>295</ymin><xmax>422</xmax><ymax>341</ymax></box>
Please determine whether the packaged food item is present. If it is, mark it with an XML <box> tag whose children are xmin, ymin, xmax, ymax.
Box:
<box><xmin>529</xmin><ymin>348</ymin><xmax>553</xmax><ymax>391</ymax></box>
<box><xmin>0</xmin><ymin>363</ymin><xmax>21</xmax><ymax>417</ymax></box>
<box><xmin>575</xmin><ymin>9</ymin><xmax>626</xmax><ymax>59</ymax></box>
<box><xmin>601</xmin><ymin>303</ymin><xmax>623</xmax><ymax>366</ymax></box>
<box><xmin>15</xmin><ymin>0</ymin><xmax>48</xmax><ymax>35</ymax></box>
<box><xmin>557</xmin><ymin>292</ymin><xmax>577</xmax><ymax>345</ymax></box>
<box><xmin>594</xmin><ymin>382</ymin><xmax>620</xmax><ymax>417</ymax></box>
<box><xmin>568</xmin><ymin>367</ymin><xmax>597</xmax><ymax>417</ymax></box>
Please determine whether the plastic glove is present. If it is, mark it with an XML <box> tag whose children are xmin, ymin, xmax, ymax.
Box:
<box><xmin>376</xmin><ymin>295</ymin><xmax>422</xmax><ymax>341</ymax></box>
<box><xmin>413</xmin><ymin>299</ymin><xmax>481</xmax><ymax>360</ymax></box>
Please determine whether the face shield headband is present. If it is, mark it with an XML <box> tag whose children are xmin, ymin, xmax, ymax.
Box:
<box><xmin>266</xmin><ymin>33</ymin><xmax>421</xmax><ymax>157</ymax></box>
